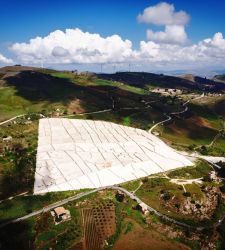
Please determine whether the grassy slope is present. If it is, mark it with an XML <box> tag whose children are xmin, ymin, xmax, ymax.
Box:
<box><xmin>157</xmin><ymin>97</ymin><xmax>225</xmax><ymax>155</ymax></box>
<box><xmin>0</xmin><ymin>87</ymin><xmax>44</xmax><ymax>121</ymax></box>
<box><xmin>0</xmin><ymin>69</ymin><xmax>167</xmax><ymax>199</ymax></box>
<box><xmin>0</xmin><ymin>190</ymin><xmax>195</xmax><ymax>250</ymax></box>
<box><xmin>0</xmin><ymin>70</ymin><xmax>154</xmax><ymax>122</ymax></box>
<box><xmin>51</xmin><ymin>72</ymin><xmax>150</xmax><ymax>95</ymax></box>
<box><xmin>1</xmin><ymin>69</ymin><xmax>225</xmax><ymax>249</ymax></box>
<box><xmin>215</xmin><ymin>74</ymin><xmax>225</xmax><ymax>81</ymax></box>
<box><xmin>98</xmin><ymin>72</ymin><xmax>225</xmax><ymax>92</ymax></box>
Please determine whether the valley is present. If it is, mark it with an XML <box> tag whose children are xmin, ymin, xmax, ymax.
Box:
<box><xmin>0</xmin><ymin>66</ymin><xmax>225</xmax><ymax>250</ymax></box>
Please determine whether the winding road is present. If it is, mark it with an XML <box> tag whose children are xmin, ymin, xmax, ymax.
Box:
<box><xmin>149</xmin><ymin>93</ymin><xmax>204</xmax><ymax>134</ymax></box>
<box><xmin>149</xmin><ymin>114</ymin><xmax>171</xmax><ymax>133</ymax></box>
<box><xmin>1</xmin><ymin>92</ymin><xmax>224</xmax><ymax>232</ymax></box>
<box><xmin>0</xmin><ymin>185</ymin><xmax>198</xmax><ymax>230</ymax></box>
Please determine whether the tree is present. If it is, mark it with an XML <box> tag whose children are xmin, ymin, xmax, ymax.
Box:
<box><xmin>162</xmin><ymin>192</ymin><xmax>171</xmax><ymax>201</ymax></box>
<box><xmin>183</xmin><ymin>192</ymin><xmax>191</xmax><ymax>197</ymax></box>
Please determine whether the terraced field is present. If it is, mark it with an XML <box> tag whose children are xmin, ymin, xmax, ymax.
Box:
<box><xmin>82</xmin><ymin>200</ymin><xmax>116</xmax><ymax>250</ymax></box>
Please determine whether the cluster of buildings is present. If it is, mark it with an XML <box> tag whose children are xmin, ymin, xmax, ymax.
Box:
<box><xmin>151</xmin><ymin>88</ymin><xmax>183</xmax><ymax>96</ymax></box>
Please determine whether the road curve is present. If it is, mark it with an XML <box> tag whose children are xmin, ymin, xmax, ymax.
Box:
<box><xmin>1</xmin><ymin>92</ymin><xmax>220</xmax><ymax>231</ymax></box>
<box><xmin>149</xmin><ymin>93</ymin><xmax>204</xmax><ymax>134</ymax></box>
<box><xmin>0</xmin><ymin>186</ymin><xmax>201</xmax><ymax>230</ymax></box>
<box><xmin>149</xmin><ymin>114</ymin><xmax>171</xmax><ymax>133</ymax></box>
<box><xmin>149</xmin><ymin>102</ymin><xmax>189</xmax><ymax>134</ymax></box>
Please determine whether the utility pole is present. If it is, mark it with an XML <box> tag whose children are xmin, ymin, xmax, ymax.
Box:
<box><xmin>113</xmin><ymin>65</ymin><xmax>116</xmax><ymax>73</ymax></box>
<box><xmin>100</xmin><ymin>64</ymin><xmax>103</xmax><ymax>73</ymax></box>
<box><xmin>41</xmin><ymin>59</ymin><xmax>44</xmax><ymax>69</ymax></box>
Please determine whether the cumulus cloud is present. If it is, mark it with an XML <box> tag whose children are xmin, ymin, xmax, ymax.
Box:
<box><xmin>10</xmin><ymin>28</ymin><xmax>133</xmax><ymax>64</ymax></box>
<box><xmin>52</xmin><ymin>46</ymin><xmax>70</xmax><ymax>57</ymax></box>
<box><xmin>137</xmin><ymin>32</ymin><xmax>225</xmax><ymax>67</ymax></box>
<box><xmin>7</xmin><ymin>29</ymin><xmax>225</xmax><ymax>70</ymax></box>
<box><xmin>137</xmin><ymin>2</ymin><xmax>190</xmax><ymax>26</ymax></box>
<box><xmin>147</xmin><ymin>25</ymin><xmax>188</xmax><ymax>44</ymax></box>
<box><xmin>138</xmin><ymin>2</ymin><xmax>190</xmax><ymax>45</ymax></box>
<box><xmin>0</xmin><ymin>53</ymin><xmax>13</xmax><ymax>64</ymax></box>
<box><xmin>201</xmin><ymin>32</ymin><xmax>225</xmax><ymax>50</ymax></box>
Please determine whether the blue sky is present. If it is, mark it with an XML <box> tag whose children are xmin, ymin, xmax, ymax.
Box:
<box><xmin>0</xmin><ymin>0</ymin><xmax>225</xmax><ymax>73</ymax></box>
<box><xmin>1</xmin><ymin>0</ymin><xmax>225</xmax><ymax>44</ymax></box>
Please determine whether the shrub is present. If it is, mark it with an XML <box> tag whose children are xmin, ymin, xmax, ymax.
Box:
<box><xmin>183</xmin><ymin>192</ymin><xmax>191</xmax><ymax>197</ymax></box>
<box><xmin>195</xmin><ymin>204</ymin><xmax>201</xmax><ymax>209</ymax></box>
<box><xmin>142</xmin><ymin>177</ymin><xmax>148</xmax><ymax>183</ymax></box>
<box><xmin>174</xmin><ymin>203</ymin><xmax>180</xmax><ymax>209</ymax></box>
<box><xmin>162</xmin><ymin>192</ymin><xmax>171</xmax><ymax>201</ymax></box>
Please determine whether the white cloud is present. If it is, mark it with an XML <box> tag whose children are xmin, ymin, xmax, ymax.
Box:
<box><xmin>137</xmin><ymin>2</ymin><xmax>190</xmax><ymax>26</ymax></box>
<box><xmin>8</xmin><ymin>28</ymin><xmax>225</xmax><ymax>71</ymax></box>
<box><xmin>52</xmin><ymin>46</ymin><xmax>70</xmax><ymax>57</ymax></box>
<box><xmin>138</xmin><ymin>41</ymin><xmax>160</xmax><ymax>58</ymax></box>
<box><xmin>1</xmin><ymin>2</ymin><xmax>223</xmax><ymax>72</ymax></box>
<box><xmin>147</xmin><ymin>25</ymin><xmax>188</xmax><ymax>44</ymax></box>
<box><xmin>0</xmin><ymin>53</ymin><xmax>13</xmax><ymax>64</ymax></box>
<box><xmin>136</xmin><ymin>32</ymin><xmax>225</xmax><ymax>68</ymax></box>
<box><xmin>138</xmin><ymin>2</ymin><xmax>190</xmax><ymax>45</ymax></box>
<box><xmin>201</xmin><ymin>32</ymin><xmax>225</xmax><ymax>50</ymax></box>
<box><xmin>10</xmin><ymin>28</ymin><xmax>133</xmax><ymax>64</ymax></box>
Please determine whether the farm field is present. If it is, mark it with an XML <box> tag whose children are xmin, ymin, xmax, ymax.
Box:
<box><xmin>1</xmin><ymin>0</ymin><xmax>225</xmax><ymax>247</ymax></box>
<box><xmin>1</xmin><ymin>187</ymin><xmax>218</xmax><ymax>250</ymax></box>
<box><xmin>155</xmin><ymin>96</ymin><xmax>225</xmax><ymax>155</ymax></box>
<box><xmin>81</xmin><ymin>200</ymin><xmax>116</xmax><ymax>250</ymax></box>
<box><xmin>1</xmin><ymin>67</ymin><xmax>225</xmax><ymax>249</ymax></box>
<box><xmin>113</xmin><ymin>219</ymin><xmax>190</xmax><ymax>250</ymax></box>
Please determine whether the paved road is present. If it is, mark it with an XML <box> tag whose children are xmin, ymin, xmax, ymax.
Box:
<box><xmin>0</xmin><ymin>113</ymin><xmax>46</xmax><ymax>126</ymax></box>
<box><xmin>149</xmin><ymin>100</ymin><xmax>190</xmax><ymax>134</ymax></box>
<box><xmin>0</xmin><ymin>191</ymin><xmax>29</xmax><ymax>204</ymax></box>
<box><xmin>171</xmin><ymin>106</ymin><xmax>188</xmax><ymax>115</ymax></box>
<box><xmin>61</xmin><ymin>109</ymin><xmax>113</xmax><ymax>118</ymax></box>
<box><xmin>148</xmin><ymin>92</ymin><xmax>225</xmax><ymax>229</ymax></box>
<box><xmin>0</xmin><ymin>186</ymin><xmax>201</xmax><ymax>230</ymax></box>
<box><xmin>1</xmin><ymin>92</ymin><xmax>223</xmax><ymax>231</ymax></box>
<box><xmin>2</xmin><ymin>182</ymin><xmax>224</xmax><ymax>231</ymax></box>
<box><xmin>0</xmin><ymin>114</ymin><xmax>26</xmax><ymax>126</ymax></box>
<box><xmin>149</xmin><ymin>114</ymin><xmax>172</xmax><ymax>133</ymax></box>
<box><xmin>149</xmin><ymin>93</ymin><xmax>204</xmax><ymax>134</ymax></box>
<box><xmin>0</xmin><ymin>188</ymin><xmax>101</xmax><ymax>229</ymax></box>
<box><xmin>0</xmin><ymin>95</ymin><xmax>154</xmax><ymax>126</ymax></box>
<box><xmin>110</xmin><ymin>186</ymin><xmax>197</xmax><ymax>230</ymax></box>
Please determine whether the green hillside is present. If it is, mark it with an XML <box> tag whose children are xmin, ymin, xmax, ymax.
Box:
<box><xmin>98</xmin><ymin>72</ymin><xmax>225</xmax><ymax>92</ymax></box>
<box><xmin>215</xmin><ymin>74</ymin><xmax>225</xmax><ymax>81</ymax></box>
<box><xmin>0</xmin><ymin>69</ymin><xmax>153</xmax><ymax>121</ymax></box>
<box><xmin>0</xmin><ymin>67</ymin><xmax>225</xmax><ymax>250</ymax></box>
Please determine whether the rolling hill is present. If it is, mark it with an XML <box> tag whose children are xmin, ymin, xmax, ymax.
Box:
<box><xmin>98</xmin><ymin>72</ymin><xmax>225</xmax><ymax>92</ymax></box>
<box><xmin>0</xmin><ymin>67</ymin><xmax>156</xmax><ymax>121</ymax></box>
<box><xmin>214</xmin><ymin>74</ymin><xmax>225</xmax><ymax>82</ymax></box>
<box><xmin>0</xmin><ymin>66</ymin><xmax>224</xmax><ymax>156</ymax></box>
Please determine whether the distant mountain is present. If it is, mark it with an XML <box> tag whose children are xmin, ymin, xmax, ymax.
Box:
<box><xmin>179</xmin><ymin>74</ymin><xmax>222</xmax><ymax>86</ymax></box>
<box><xmin>214</xmin><ymin>74</ymin><xmax>225</xmax><ymax>82</ymax></box>
<box><xmin>213</xmin><ymin>69</ymin><xmax>225</xmax><ymax>75</ymax></box>
<box><xmin>159</xmin><ymin>69</ymin><xmax>225</xmax><ymax>78</ymax></box>
<box><xmin>98</xmin><ymin>72</ymin><xmax>225</xmax><ymax>92</ymax></box>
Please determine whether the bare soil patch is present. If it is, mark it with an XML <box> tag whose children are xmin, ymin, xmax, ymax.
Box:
<box><xmin>187</xmin><ymin>116</ymin><xmax>213</xmax><ymax>128</ymax></box>
<box><xmin>68</xmin><ymin>99</ymin><xmax>86</xmax><ymax>114</ymax></box>
<box><xmin>113</xmin><ymin>220</ymin><xmax>190</xmax><ymax>250</ymax></box>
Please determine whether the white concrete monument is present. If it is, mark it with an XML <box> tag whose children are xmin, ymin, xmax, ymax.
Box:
<box><xmin>34</xmin><ymin>118</ymin><xmax>193</xmax><ymax>194</ymax></box>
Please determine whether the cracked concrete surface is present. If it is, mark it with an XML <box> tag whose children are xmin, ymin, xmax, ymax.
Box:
<box><xmin>34</xmin><ymin>118</ymin><xmax>193</xmax><ymax>194</ymax></box>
